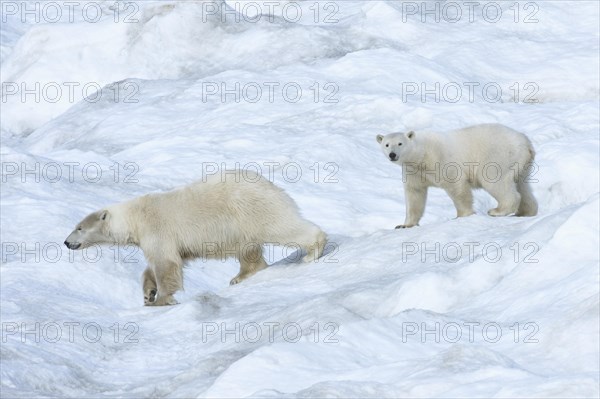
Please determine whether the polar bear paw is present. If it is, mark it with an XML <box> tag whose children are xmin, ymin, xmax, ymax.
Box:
<box><xmin>145</xmin><ymin>293</ymin><xmax>178</xmax><ymax>306</ymax></box>
<box><xmin>487</xmin><ymin>208</ymin><xmax>511</xmax><ymax>217</ymax></box>
<box><xmin>230</xmin><ymin>275</ymin><xmax>247</xmax><ymax>286</ymax></box>
<box><xmin>144</xmin><ymin>289</ymin><xmax>157</xmax><ymax>305</ymax></box>
<box><xmin>395</xmin><ymin>224</ymin><xmax>417</xmax><ymax>229</ymax></box>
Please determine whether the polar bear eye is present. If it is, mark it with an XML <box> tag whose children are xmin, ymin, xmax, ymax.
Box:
<box><xmin>77</xmin><ymin>227</ymin><xmax>82</xmax><ymax>231</ymax></box>
<box><xmin>385</xmin><ymin>144</ymin><xmax>389</xmax><ymax>147</ymax></box>
<box><xmin>398</xmin><ymin>143</ymin><xmax>402</xmax><ymax>146</ymax></box>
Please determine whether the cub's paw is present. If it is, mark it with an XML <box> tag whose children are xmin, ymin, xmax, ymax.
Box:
<box><xmin>144</xmin><ymin>289</ymin><xmax>157</xmax><ymax>305</ymax></box>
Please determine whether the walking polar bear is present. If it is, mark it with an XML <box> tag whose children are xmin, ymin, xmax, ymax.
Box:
<box><xmin>376</xmin><ymin>123</ymin><xmax>538</xmax><ymax>228</ymax></box>
<box><xmin>64</xmin><ymin>171</ymin><xmax>327</xmax><ymax>306</ymax></box>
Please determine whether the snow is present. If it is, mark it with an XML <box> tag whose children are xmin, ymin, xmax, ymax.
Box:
<box><xmin>1</xmin><ymin>0</ymin><xmax>599</xmax><ymax>397</ymax></box>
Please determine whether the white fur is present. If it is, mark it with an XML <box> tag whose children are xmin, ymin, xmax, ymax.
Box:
<box><xmin>376</xmin><ymin>123</ymin><xmax>538</xmax><ymax>228</ymax></box>
<box><xmin>65</xmin><ymin>171</ymin><xmax>327</xmax><ymax>306</ymax></box>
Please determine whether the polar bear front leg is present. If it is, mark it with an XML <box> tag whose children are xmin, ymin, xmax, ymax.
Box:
<box><xmin>142</xmin><ymin>267</ymin><xmax>158</xmax><ymax>305</ymax></box>
<box><xmin>146</xmin><ymin>259</ymin><xmax>182</xmax><ymax>306</ymax></box>
<box><xmin>446</xmin><ymin>184</ymin><xmax>475</xmax><ymax>218</ymax></box>
<box><xmin>396</xmin><ymin>185</ymin><xmax>427</xmax><ymax>229</ymax></box>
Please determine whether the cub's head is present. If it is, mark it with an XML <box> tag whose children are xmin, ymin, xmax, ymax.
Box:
<box><xmin>64</xmin><ymin>210</ymin><xmax>111</xmax><ymax>250</ymax></box>
<box><xmin>376</xmin><ymin>131</ymin><xmax>415</xmax><ymax>162</ymax></box>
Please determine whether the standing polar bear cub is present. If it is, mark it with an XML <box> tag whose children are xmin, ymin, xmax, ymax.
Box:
<box><xmin>64</xmin><ymin>171</ymin><xmax>327</xmax><ymax>306</ymax></box>
<box><xmin>376</xmin><ymin>123</ymin><xmax>538</xmax><ymax>228</ymax></box>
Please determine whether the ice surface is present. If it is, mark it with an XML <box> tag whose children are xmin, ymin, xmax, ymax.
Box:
<box><xmin>1</xmin><ymin>1</ymin><xmax>599</xmax><ymax>397</ymax></box>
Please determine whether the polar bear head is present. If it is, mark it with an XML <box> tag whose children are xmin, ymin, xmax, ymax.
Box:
<box><xmin>64</xmin><ymin>210</ymin><xmax>111</xmax><ymax>250</ymax></box>
<box><xmin>376</xmin><ymin>131</ymin><xmax>415</xmax><ymax>162</ymax></box>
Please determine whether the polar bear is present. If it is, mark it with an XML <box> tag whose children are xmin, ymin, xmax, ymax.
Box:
<box><xmin>64</xmin><ymin>170</ymin><xmax>327</xmax><ymax>306</ymax></box>
<box><xmin>376</xmin><ymin>123</ymin><xmax>538</xmax><ymax>228</ymax></box>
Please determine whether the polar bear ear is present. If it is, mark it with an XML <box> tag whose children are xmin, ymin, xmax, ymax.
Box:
<box><xmin>376</xmin><ymin>134</ymin><xmax>384</xmax><ymax>143</ymax></box>
<box><xmin>407</xmin><ymin>131</ymin><xmax>415</xmax><ymax>139</ymax></box>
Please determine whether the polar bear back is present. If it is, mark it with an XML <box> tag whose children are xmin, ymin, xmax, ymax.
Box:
<box><xmin>445</xmin><ymin>123</ymin><xmax>534</xmax><ymax>166</ymax></box>
<box><xmin>410</xmin><ymin>123</ymin><xmax>534</xmax><ymax>189</ymax></box>
<box><xmin>109</xmin><ymin>171</ymin><xmax>310</xmax><ymax>258</ymax></box>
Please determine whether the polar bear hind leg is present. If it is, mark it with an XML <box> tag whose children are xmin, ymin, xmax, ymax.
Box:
<box><xmin>515</xmin><ymin>154</ymin><xmax>538</xmax><ymax>216</ymax></box>
<box><xmin>275</xmin><ymin>222</ymin><xmax>327</xmax><ymax>263</ymax></box>
<box><xmin>516</xmin><ymin>178</ymin><xmax>538</xmax><ymax>216</ymax></box>
<box><xmin>230</xmin><ymin>244</ymin><xmax>268</xmax><ymax>285</ymax></box>
<box><xmin>301</xmin><ymin>228</ymin><xmax>327</xmax><ymax>263</ymax></box>
<box><xmin>484</xmin><ymin>174</ymin><xmax>521</xmax><ymax>217</ymax></box>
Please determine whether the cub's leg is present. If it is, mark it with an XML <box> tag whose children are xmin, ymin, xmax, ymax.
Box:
<box><xmin>142</xmin><ymin>267</ymin><xmax>158</xmax><ymax>305</ymax></box>
<box><xmin>230</xmin><ymin>244</ymin><xmax>268</xmax><ymax>285</ymax></box>
<box><xmin>445</xmin><ymin>183</ymin><xmax>475</xmax><ymax>218</ymax></box>
<box><xmin>146</xmin><ymin>258</ymin><xmax>183</xmax><ymax>306</ymax></box>
<box><xmin>397</xmin><ymin>185</ymin><xmax>427</xmax><ymax>228</ymax></box>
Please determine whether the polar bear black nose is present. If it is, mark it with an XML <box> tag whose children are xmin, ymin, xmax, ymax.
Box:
<box><xmin>64</xmin><ymin>241</ymin><xmax>80</xmax><ymax>250</ymax></box>
<box><xmin>389</xmin><ymin>152</ymin><xmax>397</xmax><ymax>160</ymax></box>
